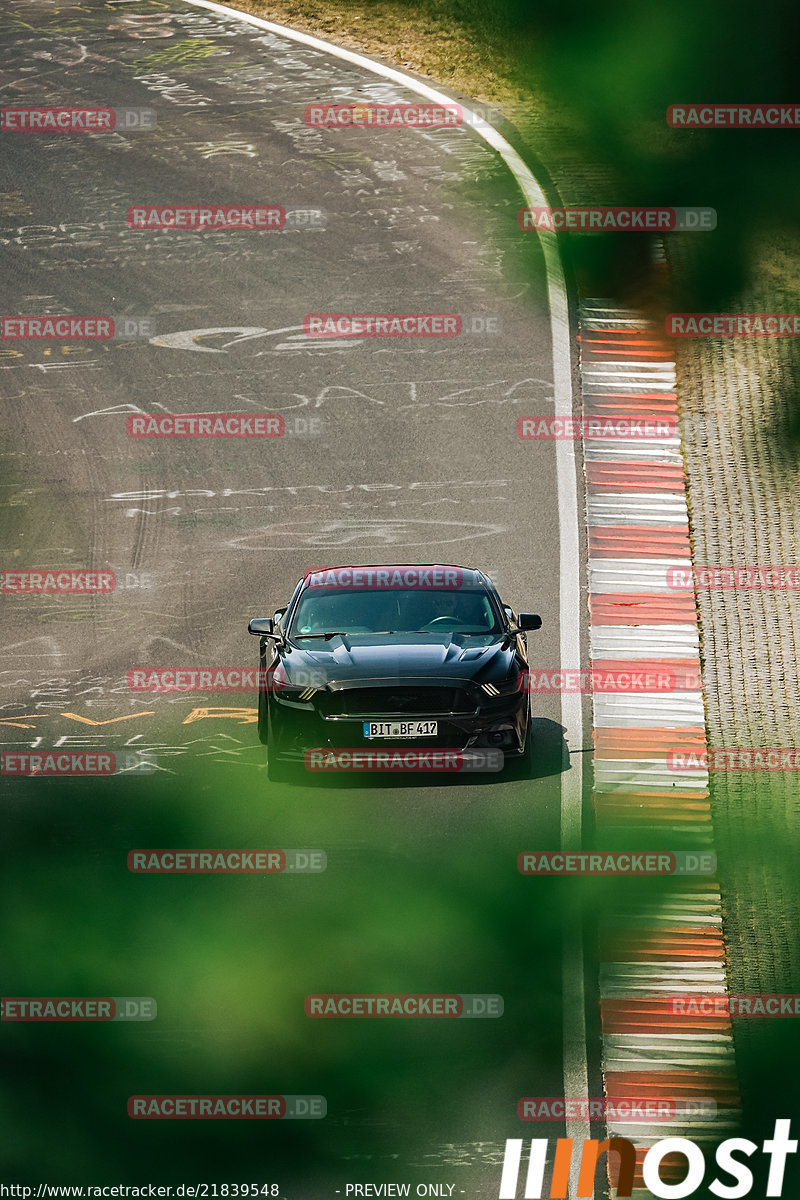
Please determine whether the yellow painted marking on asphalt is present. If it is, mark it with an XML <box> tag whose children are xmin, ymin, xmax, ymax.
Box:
<box><xmin>60</xmin><ymin>711</ymin><xmax>156</xmax><ymax>725</ymax></box>
<box><xmin>1</xmin><ymin>707</ymin><xmax>261</xmax><ymax>728</ymax></box>
<box><xmin>182</xmin><ymin>706</ymin><xmax>258</xmax><ymax>724</ymax></box>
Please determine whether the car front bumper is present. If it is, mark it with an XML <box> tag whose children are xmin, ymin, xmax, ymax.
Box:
<box><xmin>267</xmin><ymin>688</ymin><xmax>528</xmax><ymax>768</ymax></box>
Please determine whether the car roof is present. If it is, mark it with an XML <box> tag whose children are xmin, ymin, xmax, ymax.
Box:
<box><xmin>301</xmin><ymin>565</ymin><xmax>492</xmax><ymax>589</ymax></box>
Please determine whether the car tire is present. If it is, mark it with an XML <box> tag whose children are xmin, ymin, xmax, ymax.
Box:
<box><xmin>267</xmin><ymin>753</ymin><xmax>292</xmax><ymax>783</ymax></box>
<box><xmin>505</xmin><ymin>707</ymin><xmax>533</xmax><ymax>777</ymax></box>
<box><xmin>519</xmin><ymin>716</ymin><xmax>534</xmax><ymax>770</ymax></box>
<box><xmin>265</xmin><ymin>706</ymin><xmax>294</xmax><ymax>782</ymax></box>
<box><xmin>257</xmin><ymin>684</ymin><xmax>269</xmax><ymax>746</ymax></box>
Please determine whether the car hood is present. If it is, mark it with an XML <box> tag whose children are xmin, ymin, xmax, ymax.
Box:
<box><xmin>280</xmin><ymin>633</ymin><xmax>512</xmax><ymax>685</ymax></box>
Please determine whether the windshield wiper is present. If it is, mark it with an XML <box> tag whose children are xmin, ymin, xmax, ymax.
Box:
<box><xmin>405</xmin><ymin>628</ymin><xmax>496</xmax><ymax>636</ymax></box>
<box><xmin>292</xmin><ymin>631</ymin><xmax>350</xmax><ymax>640</ymax></box>
<box><xmin>292</xmin><ymin>630</ymin><xmax>396</xmax><ymax>640</ymax></box>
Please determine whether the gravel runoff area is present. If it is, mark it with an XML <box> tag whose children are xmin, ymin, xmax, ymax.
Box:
<box><xmin>669</xmin><ymin>239</ymin><xmax>800</xmax><ymax>1128</ymax></box>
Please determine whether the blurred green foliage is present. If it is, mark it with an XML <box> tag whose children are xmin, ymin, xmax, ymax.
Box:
<box><xmin>391</xmin><ymin>0</ymin><xmax>800</xmax><ymax>307</ymax></box>
<box><xmin>1</xmin><ymin>764</ymin><xmax>569</xmax><ymax>1185</ymax></box>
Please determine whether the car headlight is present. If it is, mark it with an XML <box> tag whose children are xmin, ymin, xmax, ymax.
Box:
<box><xmin>481</xmin><ymin>672</ymin><xmax>525</xmax><ymax>698</ymax></box>
<box><xmin>264</xmin><ymin>663</ymin><xmax>319</xmax><ymax>700</ymax></box>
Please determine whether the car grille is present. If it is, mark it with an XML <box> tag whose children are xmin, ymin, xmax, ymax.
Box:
<box><xmin>319</xmin><ymin>686</ymin><xmax>475</xmax><ymax>717</ymax></box>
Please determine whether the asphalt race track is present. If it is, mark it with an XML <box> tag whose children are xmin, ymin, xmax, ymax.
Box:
<box><xmin>0</xmin><ymin>3</ymin><xmax>592</xmax><ymax>1194</ymax></box>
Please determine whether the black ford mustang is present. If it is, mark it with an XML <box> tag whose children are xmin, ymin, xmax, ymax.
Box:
<box><xmin>247</xmin><ymin>565</ymin><xmax>541</xmax><ymax>781</ymax></box>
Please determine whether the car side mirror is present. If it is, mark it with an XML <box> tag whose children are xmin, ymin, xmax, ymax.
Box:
<box><xmin>248</xmin><ymin>617</ymin><xmax>280</xmax><ymax>639</ymax></box>
<box><xmin>516</xmin><ymin>613</ymin><xmax>542</xmax><ymax>631</ymax></box>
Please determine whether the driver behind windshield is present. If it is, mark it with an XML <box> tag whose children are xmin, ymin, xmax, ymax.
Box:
<box><xmin>293</xmin><ymin>587</ymin><xmax>496</xmax><ymax>636</ymax></box>
<box><xmin>408</xmin><ymin>589</ymin><xmax>495</xmax><ymax>630</ymax></box>
<box><xmin>427</xmin><ymin>591</ymin><xmax>460</xmax><ymax>621</ymax></box>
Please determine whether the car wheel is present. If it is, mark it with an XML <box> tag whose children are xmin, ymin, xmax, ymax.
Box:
<box><xmin>265</xmin><ymin>706</ymin><xmax>293</xmax><ymax>782</ymax></box>
<box><xmin>257</xmin><ymin>683</ymin><xmax>269</xmax><ymax>746</ymax></box>
<box><xmin>519</xmin><ymin>716</ymin><xmax>534</xmax><ymax>769</ymax></box>
<box><xmin>267</xmin><ymin>753</ymin><xmax>292</xmax><ymax>783</ymax></box>
<box><xmin>505</xmin><ymin>707</ymin><xmax>533</xmax><ymax>777</ymax></box>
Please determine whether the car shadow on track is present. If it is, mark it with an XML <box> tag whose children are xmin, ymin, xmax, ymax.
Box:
<box><xmin>271</xmin><ymin>719</ymin><xmax>569</xmax><ymax>789</ymax></box>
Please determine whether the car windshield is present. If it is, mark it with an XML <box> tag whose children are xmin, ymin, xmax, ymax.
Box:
<box><xmin>289</xmin><ymin>587</ymin><xmax>502</xmax><ymax>638</ymax></box>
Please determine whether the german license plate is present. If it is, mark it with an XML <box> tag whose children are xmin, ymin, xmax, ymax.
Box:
<box><xmin>363</xmin><ymin>720</ymin><xmax>438</xmax><ymax>739</ymax></box>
